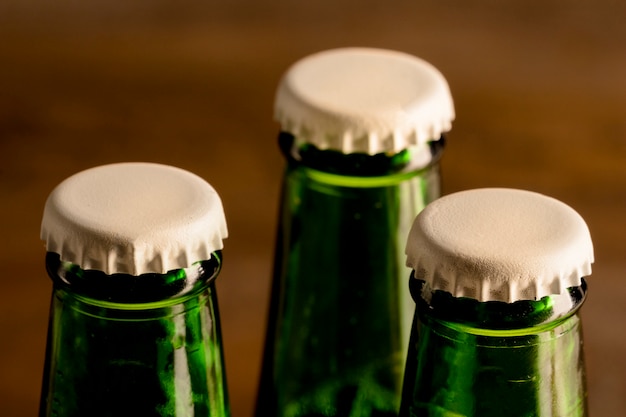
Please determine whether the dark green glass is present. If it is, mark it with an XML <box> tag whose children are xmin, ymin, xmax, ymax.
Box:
<box><xmin>400</xmin><ymin>277</ymin><xmax>588</xmax><ymax>417</ymax></box>
<box><xmin>39</xmin><ymin>251</ymin><xmax>230</xmax><ymax>417</ymax></box>
<box><xmin>255</xmin><ymin>133</ymin><xmax>445</xmax><ymax>417</ymax></box>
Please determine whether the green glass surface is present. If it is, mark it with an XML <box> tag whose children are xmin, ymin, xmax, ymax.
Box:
<box><xmin>255</xmin><ymin>133</ymin><xmax>444</xmax><ymax>417</ymax></box>
<box><xmin>39</xmin><ymin>252</ymin><xmax>230</xmax><ymax>417</ymax></box>
<box><xmin>400</xmin><ymin>278</ymin><xmax>588</xmax><ymax>417</ymax></box>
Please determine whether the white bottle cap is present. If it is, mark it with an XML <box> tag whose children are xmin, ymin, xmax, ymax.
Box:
<box><xmin>41</xmin><ymin>162</ymin><xmax>228</xmax><ymax>275</ymax></box>
<box><xmin>405</xmin><ymin>188</ymin><xmax>594</xmax><ymax>302</ymax></box>
<box><xmin>275</xmin><ymin>47</ymin><xmax>455</xmax><ymax>155</ymax></box>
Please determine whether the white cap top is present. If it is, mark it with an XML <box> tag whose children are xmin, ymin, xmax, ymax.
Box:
<box><xmin>275</xmin><ymin>47</ymin><xmax>455</xmax><ymax>155</ymax></box>
<box><xmin>41</xmin><ymin>163</ymin><xmax>228</xmax><ymax>275</ymax></box>
<box><xmin>405</xmin><ymin>188</ymin><xmax>594</xmax><ymax>302</ymax></box>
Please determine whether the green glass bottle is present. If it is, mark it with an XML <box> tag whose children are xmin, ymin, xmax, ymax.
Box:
<box><xmin>400</xmin><ymin>188</ymin><xmax>595</xmax><ymax>417</ymax></box>
<box><xmin>255</xmin><ymin>48</ymin><xmax>455</xmax><ymax>417</ymax></box>
<box><xmin>38</xmin><ymin>163</ymin><xmax>230</xmax><ymax>417</ymax></box>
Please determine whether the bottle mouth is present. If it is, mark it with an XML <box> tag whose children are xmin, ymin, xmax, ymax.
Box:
<box><xmin>279</xmin><ymin>131</ymin><xmax>445</xmax><ymax>177</ymax></box>
<box><xmin>411</xmin><ymin>275</ymin><xmax>587</xmax><ymax>332</ymax></box>
<box><xmin>46</xmin><ymin>251</ymin><xmax>222</xmax><ymax>307</ymax></box>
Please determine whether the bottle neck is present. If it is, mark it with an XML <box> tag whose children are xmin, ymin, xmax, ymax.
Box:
<box><xmin>400</xmin><ymin>277</ymin><xmax>589</xmax><ymax>417</ymax></box>
<box><xmin>45</xmin><ymin>251</ymin><xmax>222</xmax><ymax>309</ymax></box>
<box><xmin>40</xmin><ymin>252</ymin><xmax>229</xmax><ymax>416</ymax></box>
<box><xmin>255</xmin><ymin>134</ymin><xmax>444</xmax><ymax>417</ymax></box>
<box><xmin>279</xmin><ymin>131</ymin><xmax>445</xmax><ymax>177</ymax></box>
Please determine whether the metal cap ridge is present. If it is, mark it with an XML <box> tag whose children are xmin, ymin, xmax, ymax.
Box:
<box><xmin>41</xmin><ymin>162</ymin><xmax>228</xmax><ymax>275</ymax></box>
<box><xmin>275</xmin><ymin>47</ymin><xmax>455</xmax><ymax>155</ymax></box>
<box><xmin>405</xmin><ymin>188</ymin><xmax>594</xmax><ymax>302</ymax></box>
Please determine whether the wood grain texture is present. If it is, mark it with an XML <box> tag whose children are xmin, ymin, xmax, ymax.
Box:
<box><xmin>0</xmin><ymin>1</ymin><xmax>624</xmax><ymax>416</ymax></box>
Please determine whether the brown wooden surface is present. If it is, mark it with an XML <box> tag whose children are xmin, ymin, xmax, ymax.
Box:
<box><xmin>1</xmin><ymin>1</ymin><xmax>625</xmax><ymax>416</ymax></box>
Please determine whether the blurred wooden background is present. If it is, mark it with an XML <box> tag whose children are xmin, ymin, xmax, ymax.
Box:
<box><xmin>0</xmin><ymin>1</ymin><xmax>624</xmax><ymax>416</ymax></box>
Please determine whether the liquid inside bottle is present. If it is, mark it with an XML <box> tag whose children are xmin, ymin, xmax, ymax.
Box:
<box><xmin>39</xmin><ymin>251</ymin><xmax>230</xmax><ymax>417</ymax></box>
<box><xmin>400</xmin><ymin>276</ymin><xmax>588</xmax><ymax>417</ymax></box>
